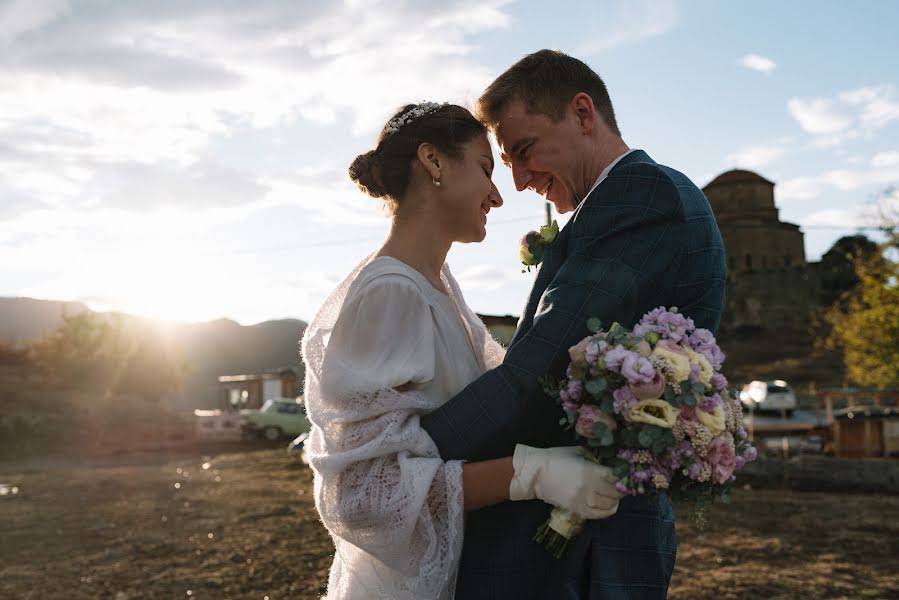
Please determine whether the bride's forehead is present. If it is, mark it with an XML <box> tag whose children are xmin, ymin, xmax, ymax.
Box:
<box><xmin>457</xmin><ymin>134</ymin><xmax>491</xmax><ymax>157</ymax></box>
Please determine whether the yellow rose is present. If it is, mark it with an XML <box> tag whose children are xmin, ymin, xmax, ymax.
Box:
<box><xmin>696</xmin><ymin>403</ymin><xmax>726</xmax><ymax>436</ymax></box>
<box><xmin>686</xmin><ymin>348</ymin><xmax>714</xmax><ymax>386</ymax></box>
<box><xmin>539</xmin><ymin>219</ymin><xmax>560</xmax><ymax>244</ymax></box>
<box><xmin>520</xmin><ymin>245</ymin><xmax>537</xmax><ymax>265</ymax></box>
<box><xmin>651</xmin><ymin>343</ymin><xmax>692</xmax><ymax>383</ymax></box>
<box><xmin>625</xmin><ymin>399</ymin><xmax>680</xmax><ymax>429</ymax></box>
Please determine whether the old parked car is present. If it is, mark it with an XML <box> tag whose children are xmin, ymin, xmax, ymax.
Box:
<box><xmin>739</xmin><ymin>380</ymin><xmax>797</xmax><ymax>416</ymax></box>
<box><xmin>240</xmin><ymin>397</ymin><xmax>310</xmax><ymax>441</ymax></box>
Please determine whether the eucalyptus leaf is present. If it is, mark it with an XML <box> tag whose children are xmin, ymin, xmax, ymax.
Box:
<box><xmin>586</xmin><ymin>318</ymin><xmax>603</xmax><ymax>333</ymax></box>
<box><xmin>663</xmin><ymin>430</ymin><xmax>677</xmax><ymax>446</ymax></box>
<box><xmin>621</xmin><ymin>427</ymin><xmax>639</xmax><ymax>448</ymax></box>
<box><xmin>597</xmin><ymin>398</ymin><xmax>613</xmax><ymax>416</ymax></box>
<box><xmin>645</xmin><ymin>425</ymin><xmax>663</xmax><ymax>439</ymax></box>
<box><xmin>651</xmin><ymin>437</ymin><xmax>667</xmax><ymax>454</ymax></box>
<box><xmin>663</xmin><ymin>385</ymin><xmax>676</xmax><ymax>403</ymax></box>
<box><xmin>585</xmin><ymin>379</ymin><xmax>607</xmax><ymax>397</ymax></box>
<box><xmin>591</xmin><ymin>422</ymin><xmax>615</xmax><ymax>447</ymax></box>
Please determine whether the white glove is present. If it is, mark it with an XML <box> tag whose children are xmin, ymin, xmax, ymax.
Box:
<box><xmin>509</xmin><ymin>444</ymin><xmax>622</xmax><ymax>520</ymax></box>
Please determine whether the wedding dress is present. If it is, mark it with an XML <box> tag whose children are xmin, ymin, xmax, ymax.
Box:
<box><xmin>301</xmin><ymin>255</ymin><xmax>506</xmax><ymax>599</ymax></box>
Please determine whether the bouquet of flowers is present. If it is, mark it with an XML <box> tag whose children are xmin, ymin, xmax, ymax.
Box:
<box><xmin>534</xmin><ymin>307</ymin><xmax>758</xmax><ymax>559</ymax></box>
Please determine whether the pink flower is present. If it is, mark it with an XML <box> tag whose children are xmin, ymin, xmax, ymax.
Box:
<box><xmin>621</xmin><ymin>353</ymin><xmax>656</xmax><ymax>384</ymax></box>
<box><xmin>568</xmin><ymin>337</ymin><xmax>591</xmax><ymax>367</ymax></box>
<box><xmin>612</xmin><ymin>386</ymin><xmax>639</xmax><ymax>414</ymax></box>
<box><xmin>628</xmin><ymin>371</ymin><xmax>667</xmax><ymax>400</ymax></box>
<box><xmin>706</xmin><ymin>435</ymin><xmax>737</xmax><ymax>484</ymax></box>
<box><xmin>633</xmin><ymin>339</ymin><xmax>652</xmax><ymax>357</ymax></box>
<box><xmin>575</xmin><ymin>405</ymin><xmax>617</xmax><ymax>438</ymax></box>
<box><xmin>678</xmin><ymin>406</ymin><xmax>697</xmax><ymax>421</ymax></box>
<box><xmin>656</xmin><ymin>339</ymin><xmax>689</xmax><ymax>357</ymax></box>
<box><xmin>566</xmin><ymin>379</ymin><xmax>584</xmax><ymax>402</ymax></box>
<box><xmin>603</xmin><ymin>345</ymin><xmax>631</xmax><ymax>371</ymax></box>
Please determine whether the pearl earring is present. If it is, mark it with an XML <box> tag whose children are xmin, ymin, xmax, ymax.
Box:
<box><xmin>433</xmin><ymin>177</ymin><xmax>441</xmax><ymax>187</ymax></box>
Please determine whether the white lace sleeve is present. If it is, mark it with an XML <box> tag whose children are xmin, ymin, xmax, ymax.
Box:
<box><xmin>302</xmin><ymin>270</ymin><xmax>464</xmax><ymax>600</ymax></box>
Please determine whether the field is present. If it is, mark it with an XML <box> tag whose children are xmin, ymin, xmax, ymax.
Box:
<box><xmin>2</xmin><ymin>445</ymin><xmax>898</xmax><ymax>600</ymax></box>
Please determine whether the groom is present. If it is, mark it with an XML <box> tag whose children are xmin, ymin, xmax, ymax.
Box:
<box><xmin>421</xmin><ymin>50</ymin><xmax>726</xmax><ymax>599</ymax></box>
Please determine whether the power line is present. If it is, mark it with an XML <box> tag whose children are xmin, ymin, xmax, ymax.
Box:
<box><xmin>207</xmin><ymin>214</ymin><xmax>544</xmax><ymax>256</ymax></box>
<box><xmin>205</xmin><ymin>219</ymin><xmax>882</xmax><ymax>257</ymax></box>
<box><xmin>802</xmin><ymin>225</ymin><xmax>881</xmax><ymax>231</ymax></box>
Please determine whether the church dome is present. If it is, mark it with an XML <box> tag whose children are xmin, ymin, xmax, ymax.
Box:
<box><xmin>704</xmin><ymin>169</ymin><xmax>774</xmax><ymax>189</ymax></box>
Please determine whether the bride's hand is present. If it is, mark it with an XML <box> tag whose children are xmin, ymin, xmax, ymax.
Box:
<box><xmin>508</xmin><ymin>444</ymin><xmax>622</xmax><ymax>519</ymax></box>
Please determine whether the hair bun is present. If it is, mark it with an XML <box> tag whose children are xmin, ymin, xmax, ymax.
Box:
<box><xmin>348</xmin><ymin>150</ymin><xmax>388</xmax><ymax>198</ymax></box>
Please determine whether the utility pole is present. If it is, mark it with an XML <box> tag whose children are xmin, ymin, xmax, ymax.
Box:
<box><xmin>545</xmin><ymin>201</ymin><xmax>552</xmax><ymax>227</ymax></box>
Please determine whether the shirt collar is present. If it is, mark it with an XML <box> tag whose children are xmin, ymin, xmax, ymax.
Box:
<box><xmin>578</xmin><ymin>148</ymin><xmax>639</xmax><ymax>207</ymax></box>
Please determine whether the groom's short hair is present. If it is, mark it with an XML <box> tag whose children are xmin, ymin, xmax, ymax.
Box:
<box><xmin>476</xmin><ymin>49</ymin><xmax>620</xmax><ymax>136</ymax></box>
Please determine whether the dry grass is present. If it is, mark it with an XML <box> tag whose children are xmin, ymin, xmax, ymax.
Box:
<box><xmin>2</xmin><ymin>447</ymin><xmax>897</xmax><ymax>599</ymax></box>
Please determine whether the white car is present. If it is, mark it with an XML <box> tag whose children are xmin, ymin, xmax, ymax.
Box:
<box><xmin>240</xmin><ymin>397</ymin><xmax>311</xmax><ymax>441</ymax></box>
<box><xmin>739</xmin><ymin>380</ymin><xmax>797</xmax><ymax>416</ymax></box>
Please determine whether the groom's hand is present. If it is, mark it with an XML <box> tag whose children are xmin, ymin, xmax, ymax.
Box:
<box><xmin>509</xmin><ymin>444</ymin><xmax>622</xmax><ymax>519</ymax></box>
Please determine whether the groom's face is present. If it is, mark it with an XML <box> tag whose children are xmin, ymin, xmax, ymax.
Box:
<box><xmin>495</xmin><ymin>98</ymin><xmax>583</xmax><ymax>214</ymax></box>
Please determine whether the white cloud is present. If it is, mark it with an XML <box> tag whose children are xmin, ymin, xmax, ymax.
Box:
<box><xmin>738</xmin><ymin>53</ymin><xmax>776</xmax><ymax>75</ymax></box>
<box><xmin>803</xmin><ymin>207</ymin><xmax>864</xmax><ymax>228</ymax></box>
<box><xmin>575</xmin><ymin>0</ymin><xmax>677</xmax><ymax>56</ymax></box>
<box><xmin>778</xmin><ymin>161</ymin><xmax>899</xmax><ymax>202</ymax></box>
<box><xmin>725</xmin><ymin>139</ymin><xmax>791</xmax><ymax>169</ymax></box>
<box><xmin>778</xmin><ymin>176</ymin><xmax>826</xmax><ymax>202</ymax></box>
<box><xmin>788</xmin><ymin>84</ymin><xmax>899</xmax><ymax>143</ymax></box>
<box><xmin>804</xmin><ymin>188</ymin><xmax>899</xmax><ymax>230</ymax></box>
<box><xmin>454</xmin><ymin>264</ymin><xmax>520</xmax><ymax>292</ymax></box>
<box><xmin>872</xmin><ymin>151</ymin><xmax>899</xmax><ymax>168</ymax></box>
<box><xmin>787</xmin><ymin>98</ymin><xmax>853</xmax><ymax>135</ymax></box>
<box><xmin>0</xmin><ymin>0</ymin><xmax>70</xmax><ymax>45</ymax></box>
<box><xmin>0</xmin><ymin>0</ymin><xmax>515</xmax><ymax>227</ymax></box>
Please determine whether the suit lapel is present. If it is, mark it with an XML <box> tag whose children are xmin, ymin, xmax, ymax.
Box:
<box><xmin>509</xmin><ymin>219</ymin><xmax>571</xmax><ymax>346</ymax></box>
<box><xmin>510</xmin><ymin>150</ymin><xmax>654</xmax><ymax>347</ymax></box>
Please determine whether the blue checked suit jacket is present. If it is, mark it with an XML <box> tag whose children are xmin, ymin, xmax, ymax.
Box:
<box><xmin>421</xmin><ymin>150</ymin><xmax>726</xmax><ymax>599</ymax></box>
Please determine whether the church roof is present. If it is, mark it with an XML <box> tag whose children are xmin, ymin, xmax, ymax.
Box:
<box><xmin>704</xmin><ymin>169</ymin><xmax>775</xmax><ymax>189</ymax></box>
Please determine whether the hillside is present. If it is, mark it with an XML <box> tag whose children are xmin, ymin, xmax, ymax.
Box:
<box><xmin>0</xmin><ymin>297</ymin><xmax>307</xmax><ymax>411</ymax></box>
<box><xmin>0</xmin><ymin>297</ymin><xmax>91</xmax><ymax>343</ymax></box>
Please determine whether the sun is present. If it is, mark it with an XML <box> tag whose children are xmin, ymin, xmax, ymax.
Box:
<box><xmin>84</xmin><ymin>240</ymin><xmax>231</xmax><ymax>324</ymax></box>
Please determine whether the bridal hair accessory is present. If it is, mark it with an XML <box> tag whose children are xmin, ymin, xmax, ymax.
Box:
<box><xmin>386</xmin><ymin>101</ymin><xmax>448</xmax><ymax>134</ymax></box>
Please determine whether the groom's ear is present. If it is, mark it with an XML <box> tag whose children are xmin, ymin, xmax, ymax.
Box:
<box><xmin>570</xmin><ymin>92</ymin><xmax>597</xmax><ymax>134</ymax></box>
<box><xmin>416</xmin><ymin>142</ymin><xmax>442</xmax><ymax>179</ymax></box>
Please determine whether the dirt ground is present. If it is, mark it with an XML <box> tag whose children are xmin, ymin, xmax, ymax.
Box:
<box><xmin>2</xmin><ymin>445</ymin><xmax>898</xmax><ymax>600</ymax></box>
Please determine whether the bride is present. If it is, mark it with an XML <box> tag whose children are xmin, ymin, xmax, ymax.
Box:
<box><xmin>301</xmin><ymin>102</ymin><xmax>620</xmax><ymax>599</ymax></box>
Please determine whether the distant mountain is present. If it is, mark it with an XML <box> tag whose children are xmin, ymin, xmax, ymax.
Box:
<box><xmin>0</xmin><ymin>297</ymin><xmax>307</xmax><ymax>411</ymax></box>
<box><xmin>174</xmin><ymin>317</ymin><xmax>307</xmax><ymax>411</ymax></box>
<box><xmin>0</xmin><ymin>297</ymin><xmax>91</xmax><ymax>343</ymax></box>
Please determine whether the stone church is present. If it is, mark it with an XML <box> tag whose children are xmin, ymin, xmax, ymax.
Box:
<box><xmin>702</xmin><ymin>169</ymin><xmax>820</xmax><ymax>338</ymax></box>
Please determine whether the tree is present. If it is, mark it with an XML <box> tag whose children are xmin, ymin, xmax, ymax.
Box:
<box><xmin>31</xmin><ymin>310</ymin><xmax>187</xmax><ymax>402</ymax></box>
<box><xmin>819</xmin><ymin>234</ymin><xmax>881</xmax><ymax>304</ymax></box>
<box><xmin>825</xmin><ymin>188</ymin><xmax>899</xmax><ymax>387</ymax></box>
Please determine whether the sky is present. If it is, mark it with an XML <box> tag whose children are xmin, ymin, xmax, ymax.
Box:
<box><xmin>1</xmin><ymin>0</ymin><xmax>898</xmax><ymax>325</ymax></box>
